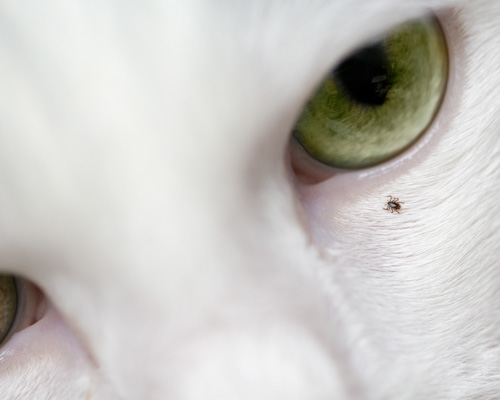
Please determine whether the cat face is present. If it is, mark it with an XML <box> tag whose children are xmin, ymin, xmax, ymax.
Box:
<box><xmin>0</xmin><ymin>0</ymin><xmax>498</xmax><ymax>398</ymax></box>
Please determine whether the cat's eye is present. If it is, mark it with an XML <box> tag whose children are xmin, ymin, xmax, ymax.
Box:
<box><xmin>0</xmin><ymin>276</ymin><xmax>17</xmax><ymax>343</ymax></box>
<box><xmin>293</xmin><ymin>16</ymin><xmax>448</xmax><ymax>170</ymax></box>
<box><xmin>0</xmin><ymin>275</ymin><xmax>45</xmax><ymax>348</ymax></box>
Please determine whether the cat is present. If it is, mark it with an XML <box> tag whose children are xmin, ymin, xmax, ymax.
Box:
<box><xmin>0</xmin><ymin>0</ymin><xmax>498</xmax><ymax>398</ymax></box>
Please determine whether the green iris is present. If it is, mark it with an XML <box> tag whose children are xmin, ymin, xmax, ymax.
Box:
<box><xmin>0</xmin><ymin>276</ymin><xmax>17</xmax><ymax>343</ymax></box>
<box><xmin>294</xmin><ymin>17</ymin><xmax>448</xmax><ymax>170</ymax></box>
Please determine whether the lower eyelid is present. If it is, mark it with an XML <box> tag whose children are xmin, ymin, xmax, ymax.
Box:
<box><xmin>290</xmin><ymin>139</ymin><xmax>344</xmax><ymax>184</ymax></box>
<box><xmin>0</xmin><ymin>278</ymin><xmax>97</xmax><ymax>375</ymax></box>
<box><xmin>0</xmin><ymin>299</ymin><xmax>96</xmax><ymax>394</ymax></box>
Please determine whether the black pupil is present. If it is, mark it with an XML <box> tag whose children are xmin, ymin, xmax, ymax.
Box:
<box><xmin>333</xmin><ymin>43</ymin><xmax>391</xmax><ymax>106</ymax></box>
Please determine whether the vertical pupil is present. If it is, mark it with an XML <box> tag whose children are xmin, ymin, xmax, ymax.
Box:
<box><xmin>333</xmin><ymin>43</ymin><xmax>391</xmax><ymax>106</ymax></box>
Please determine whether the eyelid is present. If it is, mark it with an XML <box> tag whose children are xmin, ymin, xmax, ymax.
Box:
<box><xmin>290</xmin><ymin>138</ymin><xmax>345</xmax><ymax>184</ymax></box>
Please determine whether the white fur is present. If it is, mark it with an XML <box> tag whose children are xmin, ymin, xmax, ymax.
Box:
<box><xmin>0</xmin><ymin>0</ymin><xmax>498</xmax><ymax>398</ymax></box>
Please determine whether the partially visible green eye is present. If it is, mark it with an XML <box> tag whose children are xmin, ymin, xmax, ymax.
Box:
<box><xmin>0</xmin><ymin>276</ymin><xmax>17</xmax><ymax>343</ymax></box>
<box><xmin>294</xmin><ymin>16</ymin><xmax>448</xmax><ymax>170</ymax></box>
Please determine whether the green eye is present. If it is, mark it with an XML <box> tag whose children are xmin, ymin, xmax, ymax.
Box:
<box><xmin>0</xmin><ymin>276</ymin><xmax>17</xmax><ymax>343</ymax></box>
<box><xmin>293</xmin><ymin>17</ymin><xmax>448</xmax><ymax>170</ymax></box>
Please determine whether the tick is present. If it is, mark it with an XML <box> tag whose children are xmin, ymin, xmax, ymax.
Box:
<box><xmin>384</xmin><ymin>196</ymin><xmax>404</xmax><ymax>213</ymax></box>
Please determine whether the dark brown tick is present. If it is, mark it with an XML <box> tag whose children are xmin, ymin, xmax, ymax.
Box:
<box><xmin>384</xmin><ymin>196</ymin><xmax>404</xmax><ymax>213</ymax></box>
